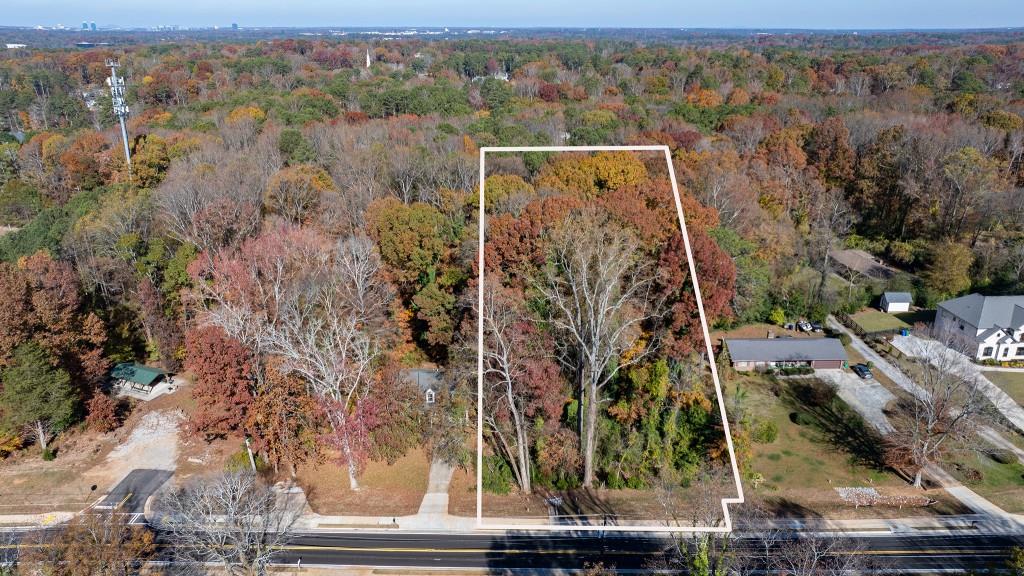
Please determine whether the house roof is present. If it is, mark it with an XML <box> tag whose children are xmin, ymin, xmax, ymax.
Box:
<box><xmin>110</xmin><ymin>363</ymin><xmax>167</xmax><ymax>387</ymax></box>
<box><xmin>882</xmin><ymin>292</ymin><xmax>913</xmax><ymax>304</ymax></box>
<box><xmin>939</xmin><ymin>294</ymin><xmax>1024</xmax><ymax>330</ymax></box>
<box><xmin>725</xmin><ymin>338</ymin><xmax>848</xmax><ymax>363</ymax></box>
<box><xmin>403</xmin><ymin>368</ymin><xmax>442</xmax><ymax>392</ymax></box>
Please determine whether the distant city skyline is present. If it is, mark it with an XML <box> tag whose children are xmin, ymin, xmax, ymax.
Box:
<box><xmin>5</xmin><ymin>0</ymin><xmax>1024</xmax><ymax>30</ymax></box>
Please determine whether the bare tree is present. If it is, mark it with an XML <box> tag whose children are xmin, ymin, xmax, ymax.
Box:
<box><xmin>268</xmin><ymin>279</ymin><xmax>379</xmax><ymax>491</ymax></box>
<box><xmin>885</xmin><ymin>337</ymin><xmax>986</xmax><ymax>488</ymax></box>
<box><xmin>651</xmin><ymin>464</ymin><xmax>735</xmax><ymax>574</ymax></box>
<box><xmin>157</xmin><ymin>471</ymin><xmax>299</xmax><ymax>576</ymax></box>
<box><xmin>809</xmin><ymin>186</ymin><xmax>853</xmax><ymax>305</ymax></box>
<box><xmin>156</xmin><ymin>142</ymin><xmax>271</xmax><ymax>253</ymax></box>
<box><xmin>334</xmin><ymin>235</ymin><xmax>395</xmax><ymax>327</ymax></box>
<box><xmin>768</xmin><ymin>534</ymin><xmax>871</xmax><ymax>576</ymax></box>
<box><xmin>265</xmin><ymin>236</ymin><xmax>393</xmax><ymax>490</ymax></box>
<box><xmin>480</xmin><ymin>280</ymin><xmax>536</xmax><ymax>494</ymax></box>
<box><xmin>537</xmin><ymin>209</ymin><xmax>659</xmax><ymax>488</ymax></box>
<box><xmin>21</xmin><ymin>419</ymin><xmax>55</xmax><ymax>452</ymax></box>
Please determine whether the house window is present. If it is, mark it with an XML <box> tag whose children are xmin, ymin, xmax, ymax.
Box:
<box><xmin>425</xmin><ymin>389</ymin><xmax>436</xmax><ymax>405</ymax></box>
<box><xmin>1017</xmin><ymin>347</ymin><xmax>1024</xmax><ymax>357</ymax></box>
<box><xmin>982</xmin><ymin>347</ymin><xmax>994</xmax><ymax>357</ymax></box>
<box><xmin>1004</xmin><ymin>348</ymin><xmax>1010</xmax><ymax>358</ymax></box>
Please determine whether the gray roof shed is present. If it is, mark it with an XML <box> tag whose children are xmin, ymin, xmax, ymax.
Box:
<box><xmin>882</xmin><ymin>292</ymin><xmax>913</xmax><ymax>304</ymax></box>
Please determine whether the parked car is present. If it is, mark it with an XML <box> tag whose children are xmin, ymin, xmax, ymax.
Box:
<box><xmin>783</xmin><ymin>322</ymin><xmax>796</xmax><ymax>331</ymax></box>
<box><xmin>810</xmin><ymin>322</ymin><xmax>823</xmax><ymax>332</ymax></box>
<box><xmin>797</xmin><ymin>321</ymin><xmax>813</xmax><ymax>332</ymax></box>
<box><xmin>851</xmin><ymin>363</ymin><xmax>873</xmax><ymax>379</ymax></box>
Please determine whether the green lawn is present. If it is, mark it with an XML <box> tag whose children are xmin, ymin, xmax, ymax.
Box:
<box><xmin>850</xmin><ymin>309</ymin><xmax>910</xmax><ymax>333</ymax></box>
<box><xmin>985</xmin><ymin>372</ymin><xmax>1024</xmax><ymax>406</ymax></box>
<box><xmin>944</xmin><ymin>442</ymin><xmax>1024</xmax><ymax>514</ymax></box>
<box><xmin>894</xmin><ymin>309</ymin><xmax>936</xmax><ymax>326</ymax></box>
<box><xmin>730</xmin><ymin>374</ymin><xmax>963</xmax><ymax>517</ymax></box>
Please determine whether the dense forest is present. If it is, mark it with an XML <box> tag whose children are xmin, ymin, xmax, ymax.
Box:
<box><xmin>0</xmin><ymin>31</ymin><xmax>1022</xmax><ymax>496</ymax></box>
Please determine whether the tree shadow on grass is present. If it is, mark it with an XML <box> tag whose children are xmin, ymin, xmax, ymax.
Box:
<box><xmin>782</xmin><ymin>379</ymin><xmax>888</xmax><ymax>471</ymax></box>
<box><xmin>535</xmin><ymin>486</ymin><xmax>620</xmax><ymax>526</ymax></box>
<box><xmin>752</xmin><ymin>496</ymin><xmax>824</xmax><ymax>520</ymax></box>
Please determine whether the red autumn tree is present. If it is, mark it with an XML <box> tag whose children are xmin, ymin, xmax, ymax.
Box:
<box><xmin>657</xmin><ymin>229</ymin><xmax>736</xmax><ymax>357</ymax></box>
<box><xmin>59</xmin><ymin>131</ymin><xmax>111</xmax><ymax>191</ymax></box>
<box><xmin>0</xmin><ymin>262</ymin><xmax>31</xmax><ymax>366</ymax></box>
<box><xmin>484</xmin><ymin>195</ymin><xmax>584</xmax><ymax>283</ymax></box>
<box><xmin>85</xmin><ymin>391</ymin><xmax>121</xmax><ymax>433</ymax></box>
<box><xmin>184</xmin><ymin>325</ymin><xmax>254</xmax><ymax>439</ymax></box>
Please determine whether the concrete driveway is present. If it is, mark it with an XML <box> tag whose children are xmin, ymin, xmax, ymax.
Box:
<box><xmin>815</xmin><ymin>369</ymin><xmax>895</xmax><ymax>434</ymax></box>
<box><xmin>826</xmin><ymin>317</ymin><xmax>928</xmax><ymax>400</ymax></box>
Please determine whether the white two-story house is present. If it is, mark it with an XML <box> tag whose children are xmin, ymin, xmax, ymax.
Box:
<box><xmin>934</xmin><ymin>293</ymin><xmax>1024</xmax><ymax>362</ymax></box>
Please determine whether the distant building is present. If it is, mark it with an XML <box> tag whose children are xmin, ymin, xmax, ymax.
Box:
<box><xmin>5</xmin><ymin>44</ymin><xmax>27</xmax><ymax>50</ymax></box>
<box><xmin>934</xmin><ymin>293</ymin><xmax>1024</xmax><ymax>362</ymax></box>
<box><xmin>82</xmin><ymin>21</ymin><xmax>88</xmax><ymax>30</ymax></box>
<box><xmin>725</xmin><ymin>338</ymin><xmax>848</xmax><ymax>371</ymax></box>
<box><xmin>232</xmin><ymin>23</ymin><xmax>239</xmax><ymax>30</ymax></box>
<box><xmin>403</xmin><ymin>368</ymin><xmax>442</xmax><ymax>406</ymax></box>
<box><xmin>880</xmin><ymin>292</ymin><xmax>913</xmax><ymax>314</ymax></box>
<box><xmin>90</xmin><ymin>22</ymin><xmax>97</xmax><ymax>31</ymax></box>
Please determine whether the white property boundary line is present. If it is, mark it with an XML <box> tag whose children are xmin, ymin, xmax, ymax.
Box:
<box><xmin>475</xmin><ymin>145</ymin><xmax>745</xmax><ymax>532</ymax></box>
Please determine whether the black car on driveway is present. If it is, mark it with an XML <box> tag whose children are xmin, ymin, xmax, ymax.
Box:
<box><xmin>851</xmin><ymin>363</ymin><xmax>873</xmax><ymax>380</ymax></box>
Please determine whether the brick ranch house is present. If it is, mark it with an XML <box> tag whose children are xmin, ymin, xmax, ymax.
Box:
<box><xmin>725</xmin><ymin>338</ymin><xmax>848</xmax><ymax>371</ymax></box>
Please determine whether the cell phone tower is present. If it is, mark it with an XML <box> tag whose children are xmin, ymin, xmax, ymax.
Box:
<box><xmin>105</xmin><ymin>58</ymin><xmax>131</xmax><ymax>168</ymax></box>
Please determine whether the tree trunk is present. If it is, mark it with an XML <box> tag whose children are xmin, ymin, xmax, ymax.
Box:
<box><xmin>34</xmin><ymin>420</ymin><xmax>48</xmax><ymax>451</ymax></box>
<box><xmin>515</xmin><ymin>425</ymin><xmax>531</xmax><ymax>494</ymax></box>
<box><xmin>582</xmin><ymin>380</ymin><xmax>599</xmax><ymax>488</ymax></box>
<box><xmin>913</xmin><ymin>468</ymin><xmax>923</xmax><ymax>489</ymax></box>
<box><xmin>341</xmin><ymin>432</ymin><xmax>360</xmax><ymax>491</ymax></box>
<box><xmin>506</xmin><ymin>379</ymin><xmax>531</xmax><ymax>494</ymax></box>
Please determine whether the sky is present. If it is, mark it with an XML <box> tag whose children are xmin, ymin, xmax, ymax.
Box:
<box><xmin>4</xmin><ymin>0</ymin><xmax>1024</xmax><ymax>30</ymax></box>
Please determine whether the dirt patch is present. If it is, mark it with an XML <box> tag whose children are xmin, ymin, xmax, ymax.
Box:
<box><xmin>451</xmin><ymin>467</ymin><xmax>739</xmax><ymax>525</ymax></box>
<box><xmin>81</xmin><ymin>409</ymin><xmax>182</xmax><ymax>493</ymax></box>
<box><xmin>0</xmin><ymin>427</ymin><xmax>117</xmax><ymax>513</ymax></box>
<box><xmin>0</xmin><ymin>395</ymin><xmax>183</xmax><ymax>514</ymax></box>
<box><xmin>447</xmin><ymin>466</ymin><xmax>478</xmax><ymax>516</ymax></box>
<box><xmin>295</xmin><ymin>447</ymin><xmax>430</xmax><ymax>516</ymax></box>
<box><xmin>176</xmin><ymin>433</ymin><xmax>246</xmax><ymax>482</ymax></box>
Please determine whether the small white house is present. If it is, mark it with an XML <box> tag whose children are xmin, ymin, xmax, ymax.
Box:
<box><xmin>880</xmin><ymin>292</ymin><xmax>913</xmax><ymax>313</ymax></box>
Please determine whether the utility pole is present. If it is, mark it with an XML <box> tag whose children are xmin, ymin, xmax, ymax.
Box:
<box><xmin>105</xmin><ymin>58</ymin><xmax>131</xmax><ymax>169</ymax></box>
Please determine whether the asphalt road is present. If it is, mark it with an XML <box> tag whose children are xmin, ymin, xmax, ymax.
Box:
<box><xmin>265</xmin><ymin>530</ymin><xmax>1023</xmax><ymax>572</ymax></box>
<box><xmin>2</xmin><ymin>527</ymin><xmax>1020</xmax><ymax>572</ymax></box>
<box><xmin>96</xmin><ymin>469</ymin><xmax>174</xmax><ymax>513</ymax></box>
